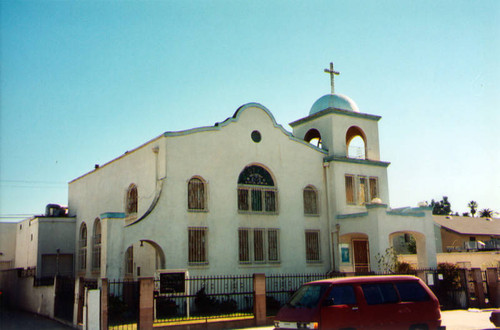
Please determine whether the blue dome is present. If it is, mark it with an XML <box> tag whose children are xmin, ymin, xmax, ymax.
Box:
<box><xmin>310</xmin><ymin>94</ymin><xmax>359</xmax><ymax>115</ymax></box>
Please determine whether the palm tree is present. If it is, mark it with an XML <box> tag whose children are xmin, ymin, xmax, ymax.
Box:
<box><xmin>468</xmin><ymin>201</ymin><xmax>478</xmax><ymax>217</ymax></box>
<box><xmin>478</xmin><ymin>208</ymin><xmax>494</xmax><ymax>218</ymax></box>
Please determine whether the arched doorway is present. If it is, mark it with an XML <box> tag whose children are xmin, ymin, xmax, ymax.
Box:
<box><xmin>389</xmin><ymin>231</ymin><xmax>428</xmax><ymax>269</ymax></box>
<box><xmin>124</xmin><ymin>240</ymin><xmax>166</xmax><ymax>278</ymax></box>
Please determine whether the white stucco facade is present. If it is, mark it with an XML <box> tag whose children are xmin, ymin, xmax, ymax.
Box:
<box><xmin>68</xmin><ymin>95</ymin><xmax>439</xmax><ymax>281</ymax></box>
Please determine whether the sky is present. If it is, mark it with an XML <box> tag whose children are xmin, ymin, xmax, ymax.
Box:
<box><xmin>1</xmin><ymin>0</ymin><xmax>499</xmax><ymax>221</ymax></box>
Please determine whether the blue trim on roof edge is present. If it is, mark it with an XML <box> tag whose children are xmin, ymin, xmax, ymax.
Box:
<box><xmin>163</xmin><ymin>103</ymin><xmax>328</xmax><ymax>154</ymax></box>
<box><xmin>336</xmin><ymin>212</ymin><xmax>369</xmax><ymax>219</ymax></box>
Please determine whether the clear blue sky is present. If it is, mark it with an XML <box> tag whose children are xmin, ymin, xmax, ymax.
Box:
<box><xmin>1</xmin><ymin>0</ymin><xmax>499</xmax><ymax>221</ymax></box>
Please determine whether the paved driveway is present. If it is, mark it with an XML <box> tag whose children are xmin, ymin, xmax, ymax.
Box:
<box><xmin>0</xmin><ymin>307</ymin><xmax>74</xmax><ymax>330</ymax></box>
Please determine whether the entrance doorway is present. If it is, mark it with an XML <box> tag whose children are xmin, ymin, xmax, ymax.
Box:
<box><xmin>353</xmin><ymin>239</ymin><xmax>370</xmax><ymax>273</ymax></box>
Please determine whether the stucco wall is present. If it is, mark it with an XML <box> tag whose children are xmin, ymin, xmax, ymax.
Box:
<box><xmin>15</xmin><ymin>218</ymin><xmax>39</xmax><ymax>269</ymax></box>
<box><xmin>0</xmin><ymin>222</ymin><xmax>17</xmax><ymax>269</ymax></box>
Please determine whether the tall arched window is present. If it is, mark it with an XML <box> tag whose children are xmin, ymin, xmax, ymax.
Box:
<box><xmin>92</xmin><ymin>218</ymin><xmax>101</xmax><ymax>270</ymax></box>
<box><xmin>79</xmin><ymin>223</ymin><xmax>87</xmax><ymax>271</ymax></box>
<box><xmin>125</xmin><ymin>246</ymin><xmax>134</xmax><ymax>275</ymax></box>
<box><xmin>126</xmin><ymin>184</ymin><xmax>138</xmax><ymax>215</ymax></box>
<box><xmin>237</xmin><ymin>165</ymin><xmax>278</xmax><ymax>214</ymax></box>
<box><xmin>188</xmin><ymin>177</ymin><xmax>206</xmax><ymax>211</ymax></box>
<box><xmin>346</xmin><ymin>126</ymin><xmax>367</xmax><ymax>159</ymax></box>
<box><xmin>303</xmin><ymin>185</ymin><xmax>319</xmax><ymax>215</ymax></box>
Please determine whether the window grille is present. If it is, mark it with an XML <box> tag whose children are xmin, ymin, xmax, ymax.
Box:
<box><xmin>238</xmin><ymin>228</ymin><xmax>280</xmax><ymax>264</ymax></box>
<box><xmin>92</xmin><ymin>219</ymin><xmax>101</xmax><ymax>270</ymax></box>
<box><xmin>188</xmin><ymin>178</ymin><xmax>206</xmax><ymax>210</ymax></box>
<box><xmin>345</xmin><ymin>175</ymin><xmax>355</xmax><ymax>204</ymax></box>
<box><xmin>358</xmin><ymin>176</ymin><xmax>369</xmax><ymax>204</ymax></box>
<box><xmin>188</xmin><ymin>227</ymin><xmax>207</xmax><ymax>264</ymax></box>
<box><xmin>79</xmin><ymin>223</ymin><xmax>87</xmax><ymax>271</ymax></box>
<box><xmin>125</xmin><ymin>246</ymin><xmax>134</xmax><ymax>275</ymax></box>
<box><xmin>126</xmin><ymin>184</ymin><xmax>138</xmax><ymax>214</ymax></box>
<box><xmin>369</xmin><ymin>177</ymin><xmax>378</xmax><ymax>200</ymax></box>
<box><xmin>237</xmin><ymin>186</ymin><xmax>278</xmax><ymax>214</ymax></box>
<box><xmin>303</xmin><ymin>186</ymin><xmax>319</xmax><ymax>215</ymax></box>
<box><xmin>238</xmin><ymin>229</ymin><xmax>250</xmax><ymax>263</ymax></box>
<box><xmin>268</xmin><ymin>229</ymin><xmax>279</xmax><ymax>262</ymax></box>
<box><xmin>254</xmin><ymin>229</ymin><xmax>265</xmax><ymax>262</ymax></box>
<box><xmin>305</xmin><ymin>231</ymin><xmax>321</xmax><ymax>262</ymax></box>
<box><xmin>237</xmin><ymin>165</ymin><xmax>278</xmax><ymax>214</ymax></box>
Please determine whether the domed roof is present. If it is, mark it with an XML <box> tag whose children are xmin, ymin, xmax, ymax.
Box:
<box><xmin>309</xmin><ymin>93</ymin><xmax>359</xmax><ymax>115</ymax></box>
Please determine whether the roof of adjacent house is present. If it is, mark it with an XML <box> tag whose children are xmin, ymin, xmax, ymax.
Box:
<box><xmin>433</xmin><ymin>215</ymin><xmax>500</xmax><ymax>236</ymax></box>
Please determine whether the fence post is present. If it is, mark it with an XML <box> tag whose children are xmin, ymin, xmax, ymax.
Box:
<box><xmin>253</xmin><ymin>273</ymin><xmax>267</xmax><ymax>326</ymax></box>
<box><xmin>138</xmin><ymin>277</ymin><xmax>154</xmax><ymax>330</ymax></box>
<box><xmin>101</xmin><ymin>278</ymin><xmax>108</xmax><ymax>330</ymax></box>
<box><xmin>471</xmin><ymin>268</ymin><xmax>486</xmax><ymax>308</ymax></box>
<box><xmin>486</xmin><ymin>268</ymin><xmax>499</xmax><ymax>308</ymax></box>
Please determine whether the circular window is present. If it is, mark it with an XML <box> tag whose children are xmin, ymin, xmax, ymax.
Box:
<box><xmin>251</xmin><ymin>130</ymin><xmax>262</xmax><ymax>143</ymax></box>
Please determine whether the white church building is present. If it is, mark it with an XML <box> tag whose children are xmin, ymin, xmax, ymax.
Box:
<box><xmin>69</xmin><ymin>64</ymin><xmax>440</xmax><ymax>281</ymax></box>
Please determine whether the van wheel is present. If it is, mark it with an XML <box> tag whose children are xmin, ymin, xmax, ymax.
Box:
<box><xmin>410</xmin><ymin>325</ymin><xmax>428</xmax><ymax>330</ymax></box>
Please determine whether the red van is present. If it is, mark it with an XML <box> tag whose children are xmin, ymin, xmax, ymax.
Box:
<box><xmin>274</xmin><ymin>275</ymin><xmax>445</xmax><ymax>330</ymax></box>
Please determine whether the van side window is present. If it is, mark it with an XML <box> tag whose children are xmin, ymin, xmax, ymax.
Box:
<box><xmin>362</xmin><ymin>283</ymin><xmax>399</xmax><ymax>305</ymax></box>
<box><xmin>395</xmin><ymin>282</ymin><xmax>430</xmax><ymax>302</ymax></box>
<box><xmin>326</xmin><ymin>285</ymin><xmax>356</xmax><ymax>305</ymax></box>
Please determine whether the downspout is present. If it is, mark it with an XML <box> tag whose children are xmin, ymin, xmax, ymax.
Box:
<box><xmin>126</xmin><ymin>143</ymin><xmax>166</xmax><ymax>227</ymax></box>
<box><xmin>323</xmin><ymin>161</ymin><xmax>335</xmax><ymax>272</ymax></box>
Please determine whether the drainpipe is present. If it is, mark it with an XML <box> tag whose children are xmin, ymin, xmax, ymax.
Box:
<box><xmin>323</xmin><ymin>161</ymin><xmax>335</xmax><ymax>272</ymax></box>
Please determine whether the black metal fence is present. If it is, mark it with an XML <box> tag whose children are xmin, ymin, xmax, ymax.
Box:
<box><xmin>265</xmin><ymin>273</ymin><xmax>336</xmax><ymax>315</ymax></box>
<box><xmin>153</xmin><ymin>274</ymin><xmax>254</xmax><ymax>325</ymax></box>
<box><xmin>108</xmin><ymin>279</ymin><xmax>139</xmax><ymax>330</ymax></box>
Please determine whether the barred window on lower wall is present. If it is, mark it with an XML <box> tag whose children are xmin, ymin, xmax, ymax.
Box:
<box><xmin>305</xmin><ymin>230</ymin><xmax>321</xmax><ymax>262</ymax></box>
<box><xmin>188</xmin><ymin>227</ymin><xmax>208</xmax><ymax>264</ymax></box>
<box><xmin>238</xmin><ymin>228</ymin><xmax>280</xmax><ymax>264</ymax></box>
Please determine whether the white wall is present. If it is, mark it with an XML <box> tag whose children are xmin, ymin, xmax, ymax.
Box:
<box><xmin>0</xmin><ymin>222</ymin><xmax>17</xmax><ymax>269</ymax></box>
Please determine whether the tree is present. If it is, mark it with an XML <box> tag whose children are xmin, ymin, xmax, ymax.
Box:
<box><xmin>468</xmin><ymin>200</ymin><xmax>478</xmax><ymax>217</ymax></box>
<box><xmin>431</xmin><ymin>196</ymin><xmax>452</xmax><ymax>215</ymax></box>
<box><xmin>478</xmin><ymin>208</ymin><xmax>494</xmax><ymax>218</ymax></box>
<box><xmin>462</xmin><ymin>212</ymin><xmax>470</xmax><ymax>217</ymax></box>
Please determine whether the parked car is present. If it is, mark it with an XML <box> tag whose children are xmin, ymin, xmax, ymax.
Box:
<box><xmin>491</xmin><ymin>309</ymin><xmax>500</xmax><ymax>327</ymax></box>
<box><xmin>274</xmin><ymin>275</ymin><xmax>445</xmax><ymax>330</ymax></box>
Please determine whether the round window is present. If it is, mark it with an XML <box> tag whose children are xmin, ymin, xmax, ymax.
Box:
<box><xmin>251</xmin><ymin>130</ymin><xmax>262</xmax><ymax>143</ymax></box>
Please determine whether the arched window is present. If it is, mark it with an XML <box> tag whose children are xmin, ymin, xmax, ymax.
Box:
<box><xmin>126</xmin><ymin>184</ymin><xmax>138</xmax><ymax>215</ymax></box>
<box><xmin>78</xmin><ymin>223</ymin><xmax>87</xmax><ymax>271</ymax></box>
<box><xmin>188</xmin><ymin>177</ymin><xmax>206</xmax><ymax>211</ymax></box>
<box><xmin>237</xmin><ymin>165</ymin><xmax>278</xmax><ymax>213</ymax></box>
<box><xmin>346</xmin><ymin>126</ymin><xmax>366</xmax><ymax>159</ymax></box>
<box><xmin>303</xmin><ymin>185</ymin><xmax>319</xmax><ymax>215</ymax></box>
<box><xmin>304</xmin><ymin>129</ymin><xmax>323</xmax><ymax>148</ymax></box>
<box><xmin>125</xmin><ymin>246</ymin><xmax>134</xmax><ymax>275</ymax></box>
<box><xmin>92</xmin><ymin>218</ymin><xmax>101</xmax><ymax>270</ymax></box>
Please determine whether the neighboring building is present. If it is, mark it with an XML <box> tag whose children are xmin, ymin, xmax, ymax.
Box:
<box><xmin>434</xmin><ymin>215</ymin><xmax>500</xmax><ymax>252</ymax></box>
<box><xmin>14</xmin><ymin>209</ymin><xmax>76</xmax><ymax>279</ymax></box>
<box><xmin>0</xmin><ymin>222</ymin><xmax>17</xmax><ymax>270</ymax></box>
<box><xmin>68</xmin><ymin>68</ymin><xmax>441</xmax><ymax>281</ymax></box>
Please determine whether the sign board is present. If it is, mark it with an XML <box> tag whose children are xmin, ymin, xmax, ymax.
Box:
<box><xmin>156</xmin><ymin>270</ymin><xmax>188</xmax><ymax>294</ymax></box>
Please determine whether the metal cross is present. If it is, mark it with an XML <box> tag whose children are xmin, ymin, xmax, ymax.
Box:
<box><xmin>324</xmin><ymin>62</ymin><xmax>340</xmax><ymax>94</ymax></box>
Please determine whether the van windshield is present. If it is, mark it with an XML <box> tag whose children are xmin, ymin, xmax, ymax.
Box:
<box><xmin>287</xmin><ymin>284</ymin><xmax>329</xmax><ymax>308</ymax></box>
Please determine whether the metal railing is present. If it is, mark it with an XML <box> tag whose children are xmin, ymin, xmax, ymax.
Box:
<box><xmin>153</xmin><ymin>274</ymin><xmax>254</xmax><ymax>325</ymax></box>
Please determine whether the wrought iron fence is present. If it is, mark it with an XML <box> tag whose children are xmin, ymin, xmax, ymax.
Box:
<box><xmin>108</xmin><ymin>279</ymin><xmax>139</xmax><ymax>330</ymax></box>
<box><xmin>266</xmin><ymin>273</ymin><xmax>335</xmax><ymax>315</ymax></box>
<box><xmin>153</xmin><ymin>274</ymin><xmax>254</xmax><ymax>325</ymax></box>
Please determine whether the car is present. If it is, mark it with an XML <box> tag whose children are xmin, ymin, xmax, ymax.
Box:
<box><xmin>274</xmin><ymin>275</ymin><xmax>445</xmax><ymax>330</ymax></box>
<box><xmin>491</xmin><ymin>309</ymin><xmax>500</xmax><ymax>327</ymax></box>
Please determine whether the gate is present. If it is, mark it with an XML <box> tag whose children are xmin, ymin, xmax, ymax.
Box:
<box><xmin>54</xmin><ymin>275</ymin><xmax>75</xmax><ymax>322</ymax></box>
<box><xmin>108</xmin><ymin>279</ymin><xmax>140</xmax><ymax>329</ymax></box>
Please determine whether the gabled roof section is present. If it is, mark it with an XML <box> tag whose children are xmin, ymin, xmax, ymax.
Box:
<box><xmin>163</xmin><ymin>102</ymin><xmax>327</xmax><ymax>153</ymax></box>
<box><xmin>434</xmin><ymin>215</ymin><xmax>500</xmax><ymax>236</ymax></box>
